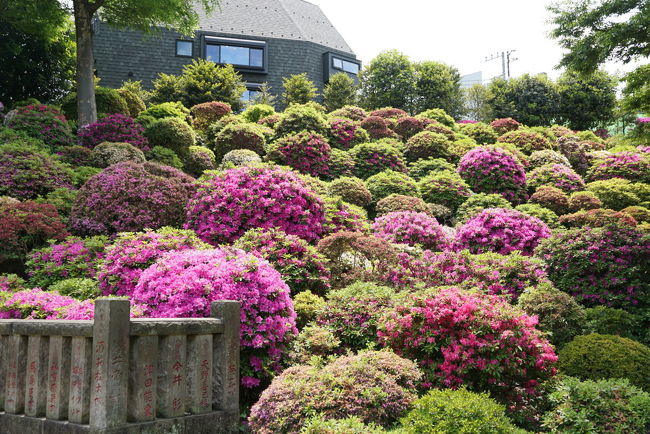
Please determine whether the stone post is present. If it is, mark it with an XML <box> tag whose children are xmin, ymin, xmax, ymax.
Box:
<box><xmin>47</xmin><ymin>336</ymin><xmax>71</xmax><ymax>420</ymax></box>
<box><xmin>128</xmin><ymin>335</ymin><xmax>158</xmax><ymax>422</ymax></box>
<box><xmin>4</xmin><ymin>334</ymin><xmax>27</xmax><ymax>414</ymax></box>
<box><xmin>68</xmin><ymin>336</ymin><xmax>92</xmax><ymax>423</ymax></box>
<box><xmin>186</xmin><ymin>334</ymin><xmax>213</xmax><ymax>414</ymax></box>
<box><xmin>211</xmin><ymin>301</ymin><xmax>240</xmax><ymax>412</ymax></box>
<box><xmin>25</xmin><ymin>335</ymin><xmax>49</xmax><ymax>417</ymax></box>
<box><xmin>157</xmin><ymin>335</ymin><xmax>187</xmax><ymax>418</ymax></box>
<box><xmin>0</xmin><ymin>334</ymin><xmax>6</xmax><ymax>411</ymax></box>
<box><xmin>89</xmin><ymin>298</ymin><xmax>130</xmax><ymax>429</ymax></box>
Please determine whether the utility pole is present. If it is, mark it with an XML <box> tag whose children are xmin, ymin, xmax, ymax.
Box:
<box><xmin>485</xmin><ymin>50</ymin><xmax>518</xmax><ymax>79</ymax></box>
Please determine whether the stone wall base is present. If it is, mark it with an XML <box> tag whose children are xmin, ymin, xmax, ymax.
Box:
<box><xmin>0</xmin><ymin>411</ymin><xmax>239</xmax><ymax>434</ymax></box>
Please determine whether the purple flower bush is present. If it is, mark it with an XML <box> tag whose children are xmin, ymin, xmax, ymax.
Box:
<box><xmin>26</xmin><ymin>235</ymin><xmax>108</xmax><ymax>288</ymax></box>
<box><xmin>267</xmin><ymin>132</ymin><xmax>331</xmax><ymax>178</ymax></box>
<box><xmin>372</xmin><ymin>211</ymin><xmax>449</xmax><ymax>250</ymax></box>
<box><xmin>97</xmin><ymin>227</ymin><xmax>209</xmax><ymax>297</ymax></box>
<box><xmin>322</xmin><ymin>196</ymin><xmax>370</xmax><ymax>236</ymax></box>
<box><xmin>458</xmin><ymin>146</ymin><xmax>527</xmax><ymax>204</ymax></box>
<box><xmin>69</xmin><ymin>161</ymin><xmax>195</xmax><ymax>235</ymax></box>
<box><xmin>586</xmin><ymin>152</ymin><xmax>650</xmax><ymax>183</ymax></box>
<box><xmin>0</xmin><ymin>288</ymin><xmax>94</xmax><ymax>320</ymax></box>
<box><xmin>328</xmin><ymin>118</ymin><xmax>368</xmax><ymax>150</ymax></box>
<box><xmin>132</xmin><ymin>248</ymin><xmax>298</xmax><ymax>389</ymax></box>
<box><xmin>233</xmin><ymin>227</ymin><xmax>331</xmax><ymax>295</ymax></box>
<box><xmin>349</xmin><ymin>142</ymin><xmax>407</xmax><ymax>179</ymax></box>
<box><xmin>0</xmin><ymin>143</ymin><xmax>74</xmax><ymax>200</ymax></box>
<box><xmin>185</xmin><ymin>166</ymin><xmax>325</xmax><ymax>245</ymax></box>
<box><xmin>527</xmin><ymin>163</ymin><xmax>585</xmax><ymax>194</ymax></box>
<box><xmin>454</xmin><ymin>208</ymin><xmax>551</xmax><ymax>256</ymax></box>
<box><xmin>77</xmin><ymin>113</ymin><xmax>149</xmax><ymax>150</ymax></box>
<box><xmin>537</xmin><ymin>225</ymin><xmax>650</xmax><ymax>308</ymax></box>
<box><xmin>6</xmin><ymin>104</ymin><xmax>73</xmax><ymax>150</ymax></box>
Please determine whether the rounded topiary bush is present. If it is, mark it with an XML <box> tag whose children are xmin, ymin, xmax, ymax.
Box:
<box><xmin>274</xmin><ymin>104</ymin><xmax>329</xmax><ymax>137</ymax></box>
<box><xmin>529</xmin><ymin>186</ymin><xmax>570</xmax><ymax>215</ymax></box>
<box><xmin>425</xmin><ymin>123</ymin><xmax>457</xmax><ymax>141</ymax></box>
<box><xmin>372</xmin><ymin>211</ymin><xmax>448</xmax><ymax>250</ymax></box>
<box><xmin>190</xmin><ymin>101</ymin><xmax>232</xmax><ymax>130</ymax></box>
<box><xmin>459</xmin><ymin>122</ymin><xmax>498</xmax><ymax>145</ymax></box>
<box><xmin>321</xmin><ymin>197</ymin><xmax>370</xmax><ymax>236</ymax></box>
<box><xmin>292</xmin><ymin>291</ymin><xmax>325</xmax><ymax>329</ymax></box>
<box><xmin>349</xmin><ymin>142</ymin><xmax>406</xmax><ymax>179</ymax></box>
<box><xmin>404</xmin><ymin>131</ymin><xmax>450</xmax><ymax>162</ymax></box>
<box><xmin>0</xmin><ymin>144</ymin><xmax>73</xmax><ymax>200</ymax></box>
<box><xmin>559</xmin><ymin>208</ymin><xmax>638</xmax><ymax>228</ymax></box>
<box><xmin>213</xmin><ymin>123</ymin><xmax>266</xmax><ymax>162</ymax></box>
<box><xmin>537</xmin><ymin>225</ymin><xmax>650</xmax><ymax>308</ymax></box>
<box><xmin>69</xmin><ymin>161</ymin><xmax>195</xmax><ymax>235</ymax></box>
<box><xmin>248</xmin><ymin>350</ymin><xmax>422</xmax><ymax>433</ymax></box>
<box><xmin>416</xmin><ymin>108</ymin><xmax>455</xmax><ymax>127</ymax></box>
<box><xmin>528</xmin><ymin>163</ymin><xmax>585</xmax><ymax>194</ymax></box>
<box><xmin>584</xmin><ymin>306</ymin><xmax>639</xmax><ymax>339</ymax></box>
<box><xmin>185</xmin><ymin>166</ymin><xmax>325</xmax><ymax>244</ymax></box>
<box><xmin>133</xmin><ymin>247</ymin><xmax>297</xmax><ymax>390</ymax></box>
<box><xmin>55</xmin><ymin>145</ymin><xmax>93</xmax><ymax>166</ymax></box>
<box><xmin>219</xmin><ymin>149</ymin><xmax>262</xmax><ymax>169</ymax></box>
<box><xmin>77</xmin><ymin>114</ymin><xmax>148</xmax><ymax>150</ymax></box>
<box><xmin>146</xmin><ymin>146</ymin><xmax>182</xmax><ymax>169</ymax></box>
<box><xmin>370</xmin><ymin>107</ymin><xmax>408</xmax><ymax>119</ymax></box>
<box><xmin>25</xmin><ymin>235</ymin><xmax>108</xmax><ymax>289</ymax></box>
<box><xmin>89</xmin><ymin>141</ymin><xmax>146</xmax><ymax>168</ymax></box>
<box><xmin>517</xmin><ymin>283</ymin><xmax>586</xmax><ymax>348</ymax></box>
<box><xmin>399</xmin><ymin>388</ymin><xmax>523</xmax><ymax>434</ymax></box>
<box><xmin>61</xmin><ymin>87</ymin><xmax>129</xmax><ymax>121</ymax></box>
<box><xmin>558</xmin><ymin>334</ymin><xmax>650</xmax><ymax>390</ymax></box>
<box><xmin>183</xmin><ymin>145</ymin><xmax>216</xmax><ymax>177</ymax></box>
<box><xmin>360</xmin><ymin>116</ymin><xmax>397</xmax><ymax>140</ymax></box>
<box><xmin>455</xmin><ymin>193</ymin><xmax>512</xmax><ymax>224</ymax></box>
<box><xmin>529</xmin><ymin>149</ymin><xmax>571</xmax><ymax>169</ymax></box>
<box><xmin>144</xmin><ymin>117</ymin><xmax>195</xmax><ymax>158</ymax></box>
<box><xmin>327</xmin><ymin>177</ymin><xmax>372</xmax><ymax>207</ymax></box>
<box><xmin>393</xmin><ymin>116</ymin><xmax>429</xmax><ymax>140</ymax></box>
<box><xmin>458</xmin><ymin>146</ymin><xmax>527</xmax><ymax>204</ymax></box>
<box><xmin>587</xmin><ymin>178</ymin><xmax>650</xmax><ymax>210</ymax></box>
<box><xmin>568</xmin><ymin>190</ymin><xmax>602</xmax><ymax>212</ymax></box>
<box><xmin>327</xmin><ymin>118</ymin><xmax>368</xmax><ymax>150</ymax></box>
<box><xmin>233</xmin><ymin>227</ymin><xmax>330</xmax><ymax>295</ymax></box>
<box><xmin>490</xmin><ymin>117</ymin><xmax>521</xmax><ymax>135</ymax></box>
<box><xmin>240</xmin><ymin>104</ymin><xmax>274</xmax><ymax>124</ymax></box>
<box><xmin>622</xmin><ymin>205</ymin><xmax>650</xmax><ymax>224</ymax></box>
<box><xmin>329</xmin><ymin>105</ymin><xmax>368</xmax><ymax>122</ymax></box>
<box><xmin>376</xmin><ymin>194</ymin><xmax>431</xmax><ymax>216</ymax></box>
<box><xmin>5</xmin><ymin>104</ymin><xmax>73</xmax><ymax>149</ymax></box>
<box><xmin>498</xmin><ymin>129</ymin><xmax>552</xmax><ymax>154</ymax></box>
<box><xmin>418</xmin><ymin>172</ymin><xmax>472</xmax><ymax>212</ymax></box>
<box><xmin>97</xmin><ymin>227</ymin><xmax>209</xmax><ymax>297</ymax></box>
<box><xmin>378</xmin><ymin>287</ymin><xmax>557</xmax><ymax>405</ymax></box>
<box><xmin>408</xmin><ymin>158</ymin><xmax>456</xmax><ymax>180</ymax></box>
<box><xmin>365</xmin><ymin>170</ymin><xmax>419</xmax><ymax>204</ymax></box>
<box><xmin>117</xmin><ymin>88</ymin><xmax>145</xmax><ymax>118</ymax></box>
<box><xmin>515</xmin><ymin>203</ymin><xmax>561</xmax><ymax>228</ymax></box>
<box><xmin>49</xmin><ymin>277</ymin><xmax>100</xmax><ymax>300</ymax></box>
<box><xmin>301</xmin><ymin>416</ymin><xmax>384</xmax><ymax>434</ymax></box>
<box><xmin>455</xmin><ymin>208</ymin><xmax>551</xmax><ymax>256</ymax></box>
<box><xmin>267</xmin><ymin>132</ymin><xmax>331</xmax><ymax>178</ymax></box>
<box><xmin>136</xmin><ymin>102</ymin><xmax>189</xmax><ymax>126</ymax></box>
<box><xmin>587</xmin><ymin>152</ymin><xmax>650</xmax><ymax>183</ymax></box>
<box><xmin>542</xmin><ymin>377</ymin><xmax>650</xmax><ymax>434</ymax></box>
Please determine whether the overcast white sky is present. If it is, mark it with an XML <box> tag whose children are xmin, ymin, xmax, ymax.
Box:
<box><xmin>311</xmin><ymin>0</ymin><xmax>639</xmax><ymax>82</ymax></box>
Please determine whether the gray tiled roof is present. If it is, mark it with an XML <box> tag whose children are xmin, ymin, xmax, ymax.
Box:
<box><xmin>196</xmin><ymin>0</ymin><xmax>354</xmax><ymax>54</ymax></box>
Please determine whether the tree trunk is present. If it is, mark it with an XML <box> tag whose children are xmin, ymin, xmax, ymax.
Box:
<box><xmin>73</xmin><ymin>0</ymin><xmax>96</xmax><ymax>125</ymax></box>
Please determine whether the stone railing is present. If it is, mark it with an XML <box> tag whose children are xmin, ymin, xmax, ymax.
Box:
<box><xmin>0</xmin><ymin>298</ymin><xmax>240</xmax><ymax>433</ymax></box>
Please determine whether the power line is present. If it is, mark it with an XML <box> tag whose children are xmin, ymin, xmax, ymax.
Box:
<box><xmin>484</xmin><ymin>50</ymin><xmax>518</xmax><ymax>79</ymax></box>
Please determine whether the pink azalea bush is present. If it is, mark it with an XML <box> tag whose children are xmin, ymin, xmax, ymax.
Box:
<box><xmin>185</xmin><ymin>166</ymin><xmax>325</xmax><ymax>244</ymax></box>
<box><xmin>26</xmin><ymin>235</ymin><xmax>108</xmax><ymax>288</ymax></box>
<box><xmin>454</xmin><ymin>208</ymin><xmax>551</xmax><ymax>256</ymax></box>
<box><xmin>0</xmin><ymin>288</ymin><xmax>94</xmax><ymax>320</ymax></box>
<box><xmin>77</xmin><ymin>113</ymin><xmax>149</xmax><ymax>150</ymax></box>
<box><xmin>537</xmin><ymin>225</ymin><xmax>650</xmax><ymax>308</ymax></box>
<box><xmin>69</xmin><ymin>161</ymin><xmax>195</xmax><ymax>235</ymax></box>
<box><xmin>328</xmin><ymin>118</ymin><xmax>367</xmax><ymax>150</ymax></box>
<box><xmin>458</xmin><ymin>146</ymin><xmax>527</xmax><ymax>204</ymax></box>
<box><xmin>97</xmin><ymin>227</ymin><xmax>209</xmax><ymax>297</ymax></box>
<box><xmin>233</xmin><ymin>227</ymin><xmax>331</xmax><ymax>295</ymax></box>
<box><xmin>132</xmin><ymin>248</ymin><xmax>298</xmax><ymax>389</ymax></box>
<box><xmin>322</xmin><ymin>197</ymin><xmax>370</xmax><ymax>236</ymax></box>
<box><xmin>377</xmin><ymin>287</ymin><xmax>558</xmax><ymax>407</ymax></box>
<box><xmin>5</xmin><ymin>104</ymin><xmax>74</xmax><ymax>150</ymax></box>
<box><xmin>586</xmin><ymin>152</ymin><xmax>650</xmax><ymax>183</ymax></box>
<box><xmin>267</xmin><ymin>132</ymin><xmax>331</xmax><ymax>178</ymax></box>
<box><xmin>527</xmin><ymin>163</ymin><xmax>585</xmax><ymax>194</ymax></box>
<box><xmin>372</xmin><ymin>211</ymin><xmax>449</xmax><ymax>250</ymax></box>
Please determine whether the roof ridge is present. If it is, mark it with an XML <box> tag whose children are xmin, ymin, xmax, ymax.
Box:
<box><xmin>276</xmin><ymin>0</ymin><xmax>308</xmax><ymax>41</ymax></box>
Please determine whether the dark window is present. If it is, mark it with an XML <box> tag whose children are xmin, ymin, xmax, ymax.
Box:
<box><xmin>176</xmin><ymin>40</ymin><xmax>193</xmax><ymax>57</ymax></box>
<box><xmin>242</xmin><ymin>89</ymin><xmax>260</xmax><ymax>102</ymax></box>
<box><xmin>332</xmin><ymin>57</ymin><xmax>360</xmax><ymax>75</ymax></box>
<box><xmin>205</xmin><ymin>42</ymin><xmax>265</xmax><ymax>69</ymax></box>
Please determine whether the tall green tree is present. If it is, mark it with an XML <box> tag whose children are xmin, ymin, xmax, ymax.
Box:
<box><xmin>556</xmin><ymin>69</ymin><xmax>617</xmax><ymax>130</ymax></box>
<box><xmin>67</xmin><ymin>0</ymin><xmax>219</xmax><ymax>125</ymax></box>
<box><xmin>323</xmin><ymin>72</ymin><xmax>357</xmax><ymax>112</ymax></box>
<box><xmin>282</xmin><ymin>73</ymin><xmax>318</xmax><ymax>106</ymax></box>
<box><xmin>487</xmin><ymin>74</ymin><xmax>560</xmax><ymax>126</ymax></box>
<box><xmin>359</xmin><ymin>50</ymin><xmax>416</xmax><ymax>112</ymax></box>
<box><xmin>463</xmin><ymin>83</ymin><xmax>493</xmax><ymax>122</ymax></box>
<box><xmin>549</xmin><ymin>0</ymin><xmax>650</xmax><ymax>74</ymax></box>
<box><xmin>413</xmin><ymin>61</ymin><xmax>464</xmax><ymax>117</ymax></box>
<box><xmin>621</xmin><ymin>64</ymin><xmax>650</xmax><ymax>114</ymax></box>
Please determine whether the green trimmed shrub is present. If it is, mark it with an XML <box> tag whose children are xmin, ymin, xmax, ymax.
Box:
<box><xmin>327</xmin><ymin>148</ymin><xmax>355</xmax><ymax>179</ymax></box>
<box><xmin>568</xmin><ymin>191</ymin><xmax>602</xmax><ymax>212</ymax></box>
<box><xmin>558</xmin><ymin>334</ymin><xmax>650</xmax><ymax>390</ymax></box>
<box><xmin>583</xmin><ymin>306</ymin><xmax>639</xmax><ymax>339</ymax></box>
<box><xmin>60</xmin><ymin>87</ymin><xmax>129</xmax><ymax>121</ymax></box>
<box><xmin>183</xmin><ymin>146</ymin><xmax>216</xmax><ymax>177</ymax></box>
<box><xmin>34</xmin><ymin>188</ymin><xmax>78</xmax><ymax>218</ymax></box>
<box><xmin>459</xmin><ymin>122</ymin><xmax>499</xmax><ymax>145</ymax></box>
<box><xmin>425</xmin><ymin>123</ymin><xmax>457</xmax><ymax>141</ymax></box>
<box><xmin>376</xmin><ymin>194</ymin><xmax>431</xmax><ymax>217</ymax></box>
<box><xmin>407</xmin><ymin>158</ymin><xmax>456</xmax><ymax>180</ymax></box>
<box><xmin>416</xmin><ymin>108</ymin><xmax>455</xmax><ymax>127</ymax></box>
<box><xmin>365</xmin><ymin>170</ymin><xmax>420</xmax><ymax>203</ymax></box>
<box><xmin>117</xmin><ymin>88</ymin><xmax>145</xmax><ymax>117</ymax></box>
<box><xmin>329</xmin><ymin>105</ymin><xmax>368</xmax><ymax>122</ymax></box>
<box><xmin>418</xmin><ymin>172</ymin><xmax>472</xmax><ymax>212</ymax></box>
<box><xmin>189</xmin><ymin>101</ymin><xmax>232</xmax><ymax>131</ymax></box>
<box><xmin>622</xmin><ymin>205</ymin><xmax>650</xmax><ymax>223</ymax></box>
<box><xmin>145</xmin><ymin>146</ymin><xmax>183</xmax><ymax>169</ymax></box>
<box><xmin>301</xmin><ymin>415</ymin><xmax>384</xmax><ymax>434</ymax></box>
<box><xmin>144</xmin><ymin>117</ymin><xmax>196</xmax><ymax>158</ymax></box>
<box><xmin>218</xmin><ymin>149</ymin><xmax>262</xmax><ymax>169</ymax></box>
<box><xmin>213</xmin><ymin>123</ymin><xmax>266</xmax><ymax>162</ymax></box>
<box><xmin>529</xmin><ymin>186</ymin><xmax>570</xmax><ymax>215</ymax></box>
<box><xmin>498</xmin><ymin>129</ymin><xmax>553</xmax><ymax>154</ymax></box>
<box><xmin>327</xmin><ymin>177</ymin><xmax>372</xmax><ymax>208</ymax></box>
<box><xmin>542</xmin><ymin>377</ymin><xmax>650</xmax><ymax>433</ymax></box>
<box><xmin>529</xmin><ymin>149</ymin><xmax>571</xmax><ymax>169</ymax></box>
<box><xmin>515</xmin><ymin>204</ymin><xmax>561</xmax><ymax>228</ymax></box>
<box><xmin>455</xmin><ymin>193</ymin><xmax>512</xmax><ymax>224</ymax></box>
<box><xmin>274</xmin><ymin>104</ymin><xmax>329</xmax><ymax>137</ymax></box>
<box><xmin>241</xmin><ymin>104</ymin><xmax>275</xmax><ymax>123</ymax></box>
<box><xmin>586</xmin><ymin>179</ymin><xmax>650</xmax><ymax>210</ymax></box>
<box><xmin>136</xmin><ymin>102</ymin><xmax>189</xmax><ymax>127</ymax></box>
<box><xmin>399</xmin><ymin>388</ymin><xmax>524</xmax><ymax>434</ymax></box>
<box><xmin>293</xmin><ymin>290</ymin><xmax>326</xmax><ymax>329</ymax></box>
<box><xmin>287</xmin><ymin>325</ymin><xmax>340</xmax><ymax>366</ymax></box>
<box><xmin>404</xmin><ymin>131</ymin><xmax>451</xmax><ymax>162</ymax></box>
<box><xmin>517</xmin><ymin>283</ymin><xmax>586</xmax><ymax>348</ymax></box>
<box><xmin>89</xmin><ymin>142</ymin><xmax>145</xmax><ymax>168</ymax></box>
<box><xmin>349</xmin><ymin>142</ymin><xmax>407</xmax><ymax>179</ymax></box>
<box><xmin>49</xmin><ymin>278</ymin><xmax>100</xmax><ymax>300</ymax></box>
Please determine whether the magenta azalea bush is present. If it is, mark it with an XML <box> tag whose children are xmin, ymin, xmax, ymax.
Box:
<box><xmin>322</xmin><ymin>196</ymin><xmax>370</xmax><ymax>236</ymax></box>
<box><xmin>328</xmin><ymin>118</ymin><xmax>367</xmax><ymax>150</ymax></box>
<box><xmin>586</xmin><ymin>152</ymin><xmax>650</xmax><ymax>183</ymax></box>
<box><xmin>372</xmin><ymin>211</ymin><xmax>449</xmax><ymax>250</ymax></box>
<box><xmin>97</xmin><ymin>227</ymin><xmax>209</xmax><ymax>297</ymax></box>
<box><xmin>185</xmin><ymin>166</ymin><xmax>325</xmax><ymax>244</ymax></box>
<box><xmin>377</xmin><ymin>287</ymin><xmax>558</xmax><ymax>407</ymax></box>
<box><xmin>537</xmin><ymin>225</ymin><xmax>650</xmax><ymax>308</ymax></box>
<box><xmin>454</xmin><ymin>208</ymin><xmax>551</xmax><ymax>256</ymax></box>
<box><xmin>458</xmin><ymin>146</ymin><xmax>527</xmax><ymax>204</ymax></box>
<box><xmin>234</xmin><ymin>227</ymin><xmax>330</xmax><ymax>295</ymax></box>
<box><xmin>267</xmin><ymin>132</ymin><xmax>331</xmax><ymax>178</ymax></box>
<box><xmin>0</xmin><ymin>288</ymin><xmax>94</xmax><ymax>320</ymax></box>
<box><xmin>5</xmin><ymin>104</ymin><xmax>73</xmax><ymax>150</ymax></box>
<box><xmin>69</xmin><ymin>161</ymin><xmax>195</xmax><ymax>235</ymax></box>
<box><xmin>77</xmin><ymin>113</ymin><xmax>149</xmax><ymax>150</ymax></box>
<box><xmin>132</xmin><ymin>248</ymin><xmax>298</xmax><ymax>389</ymax></box>
<box><xmin>527</xmin><ymin>163</ymin><xmax>585</xmax><ymax>194</ymax></box>
<box><xmin>26</xmin><ymin>235</ymin><xmax>108</xmax><ymax>288</ymax></box>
